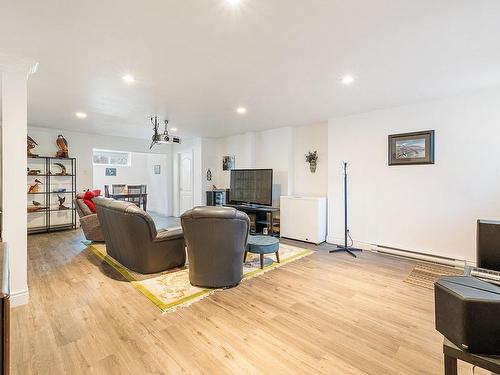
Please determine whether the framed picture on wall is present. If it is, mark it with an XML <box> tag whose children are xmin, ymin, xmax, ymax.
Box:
<box><xmin>222</xmin><ymin>155</ymin><xmax>235</xmax><ymax>171</ymax></box>
<box><xmin>154</xmin><ymin>165</ymin><xmax>161</xmax><ymax>175</ymax></box>
<box><xmin>105</xmin><ymin>167</ymin><xmax>117</xmax><ymax>176</ymax></box>
<box><xmin>388</xmin><ymin>130</ymin><xmax>435</xmax><ymax>165</ymax></box>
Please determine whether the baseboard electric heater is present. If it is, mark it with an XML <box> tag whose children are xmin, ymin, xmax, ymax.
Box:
<box><xmin>373</xmin><ymin>244</ymin><xmax>466</xmax><ymax>268</ymax></box>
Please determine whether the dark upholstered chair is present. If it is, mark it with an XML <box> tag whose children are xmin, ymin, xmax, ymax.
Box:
<box><xmin>94</xmin><ymin>197</ymin><xmax>186</xmax><ymax>274</ymax></box>
<box><xmin>181</xmin><ymin>206</ymin><xmax>250</xmax><ymax>288</ymax></box>
<box><xmin>75</xmin><ymin>194</ymin><xmax>104</xmax><ymax>242</ymax></box>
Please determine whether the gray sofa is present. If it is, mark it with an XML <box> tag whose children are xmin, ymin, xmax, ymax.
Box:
<box><xmin>181</xmin><ymin>206</ymin><xmax>250</xmax><ymax>288</ymax></box>
<box><xmin>75</xmin><ymin>194</ymin><xmax>104</xmax><ymax>242</ymax></box>
<box><xmin>94</xmin><ymin>197</ymin><xmax>186</xmax><ymax>274</ymax></box>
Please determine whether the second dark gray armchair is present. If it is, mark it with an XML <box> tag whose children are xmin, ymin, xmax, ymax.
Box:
<box><xmin>181</xmin><ymin>206</ymin><xmax>250</xmax><ymax>288</ymax></box>
<box><xmin>94</xmin><ymin>197</ymin><xmax>186</xmax><ymax>274</ymax></box>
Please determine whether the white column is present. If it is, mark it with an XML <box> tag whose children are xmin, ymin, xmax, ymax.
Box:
<box><xmin>1</xmin><ymin>54</ymin><xmax>37</xmax><ymax>306</ymax></box>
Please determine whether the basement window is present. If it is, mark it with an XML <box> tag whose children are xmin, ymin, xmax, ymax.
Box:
<box><xmin>92</xmin><ymin>149</ymin><xmax>131</xmax><ymax>167</ymax></box>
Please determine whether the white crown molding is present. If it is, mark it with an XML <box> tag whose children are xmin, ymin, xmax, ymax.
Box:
<box><xmin>0</xmin><ymin>52</ymin><xmax>38</xmax><ymax>76</ymax></box>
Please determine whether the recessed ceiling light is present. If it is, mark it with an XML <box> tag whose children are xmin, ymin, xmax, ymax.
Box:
<box><xmin>170</xmin><ymin>127</ymin><xmax>178</xmax><ymax>132</ymax></box>
<box><xmin>122</xmin><ymin>74</ymin><xmax>135</xmax><ymax>84</ymax></box>
<box><xmin>341</xmin><ymin>75</ymin><xmax>355</xmax><ymax>86</ymax></box>
<box><xmin>236</xmin><ymin>107</ymin><xmax>247</xmax><ymax>114</ymax></box>
<box><xmin>226</xmin><ymin>0</ymin><xmax>241</xmax><ymax>5</ymax></box>
<box><xmin>75</xmin><ymin>112</ymin><xmax>87</xmax><ymax>119</ymax></box>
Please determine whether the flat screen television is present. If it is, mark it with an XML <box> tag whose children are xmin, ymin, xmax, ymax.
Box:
<box><xmin>230</xmin><ymin>169</ymin><xmax>273</xmax><ymax>206</ymax></box>
<box><xmin>477</xmin><ymin>219</ymin><xmax>500</xmax><ymax>271</ymax></box>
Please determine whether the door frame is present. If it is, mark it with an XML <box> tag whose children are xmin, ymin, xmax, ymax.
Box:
<box><xmin>175</xmin><ymin>149</ymin><xmax>194</xmax><ymax>217</ymax></box>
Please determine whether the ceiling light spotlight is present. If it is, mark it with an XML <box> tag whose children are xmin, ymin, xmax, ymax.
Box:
<box><xmin>170</xmin><ymin>127</ymin><xmax>178</xmax><ymax>132</ymax></box>
<box><xmin>341</xmin><ymin>75</ymin><xmax>355</xmax><ymax>86</ymax></box>
<box><xmin>75</xmin><ymin>112</ymin><xmax>87</xmax><ymax>119</ymax></box>
<box><xmin>236</xmin><ymin>107</ymin><xmax>247</xmax><ymax>114</ymax></box>
<box><xmin>122</xmin><ymin>74</ymin><xmax>135</xmax><ymax>84</ymax></box>
<box><xmin>226</xmin><ymin>0</ymin><xmax>241</xmax><ymax>5</ymax></box>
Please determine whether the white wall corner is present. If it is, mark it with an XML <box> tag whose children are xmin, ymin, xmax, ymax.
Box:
<box><xmin>0</xmin><ymin>52</ymin><xmax>38</xmax><ymax>77</ymax></box>
<box><xmin>10</xmin><ymin>288</ymin><xmax>29</xmax><ymax>308</ymax></box>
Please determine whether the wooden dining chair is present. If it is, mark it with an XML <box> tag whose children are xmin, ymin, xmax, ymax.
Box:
<box><xmin>112</xmin><ymin>184</ymin><xmax>126</xmax><ymax>195</ymax></box>
<box><xmin>127</xmin><ymin>185</ymin><xmax>142</xmax><ymax>207</ymax></box>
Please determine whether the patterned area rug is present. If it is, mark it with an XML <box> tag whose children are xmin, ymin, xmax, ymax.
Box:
<box><xmin>405</xmin><ymin>262</ymin><xmax>464</xmax><ymax>289</ymax></box>
<box><xmin>85</xmin><ymin>241</ymin><xmax>314</xmax><ymax>313</ymax></box>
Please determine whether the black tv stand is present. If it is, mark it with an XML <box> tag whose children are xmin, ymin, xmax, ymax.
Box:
<box><xmin>224</xmin><ymin>203</ymin><xmax>279</xmax><ymax>236</ymax></box>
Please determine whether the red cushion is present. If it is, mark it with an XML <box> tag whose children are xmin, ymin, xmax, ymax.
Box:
<box><xmin>83</xmin><ymin>190</ymin><xmax>100</xmax><ymax>213</ymax></box>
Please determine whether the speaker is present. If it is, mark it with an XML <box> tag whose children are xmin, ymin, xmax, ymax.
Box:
<box><xmin>435</xmin><ymin>276</ymin><xmax>500</xmax><ymax>355</ymax></box>
<box><xmin>477</xmin><ymin>219</ymin><xmax>500</xmax><ymax>271</ymax></box>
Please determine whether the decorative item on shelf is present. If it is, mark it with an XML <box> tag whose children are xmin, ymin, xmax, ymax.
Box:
<box><xmin>388</xmin><ymin>130</ymin><xmax>435</xmax><ymax>166</ymax></box>
<box><xmin>207</xmin><ymin>169</ymin><xmax>212</xmax><ymax>181</ymax></box>
<box><xmin>222</xmin><ymin>156</ymin><xmax>235</xmax><ymax>171</ymax></box>
<box><xmin>27</xmin><ymin>168</ymin><xmax>41</xmax><ymax>176</ymax></box>
<box><xmin>53</xmin><ymin>188</ymin><xmax>67</xmax><ymax>193</ymax></box>
<box><xmin>28</xmin><ymin>200</ymin><xmax>47</xmax><ymax>213</ymax></box>
<box><xmin>28</xmin><ymin>179</ymin><xmax>43</xmax><ymax>193</ymax></box>
<box><xmin>55</xmin><ymin>134</ymin><xmax>69</xmax><ymax>158</ymax></box>
<box><xmin>212</xmin><ymin>185</ymin><xmax>217</xmax><ymax>190</ymax></box>
<box><xmin>27</xmin><ymin>135</ymin><xmax>38</xmax><ymax>157</ymax></box>
<box><xmin>57</xmin><ymin>195</ymin><xmax>70</xmax><ymax>210</ymax></box>
<box><xmin>53</xmin><ymin>162</ymin><xmax>67</xmax><ymax>176</ymax></box>
<box><xmin>305</xmin><ymin>151</ymin><xmax>318</xmax><ymax>173</ymax></box>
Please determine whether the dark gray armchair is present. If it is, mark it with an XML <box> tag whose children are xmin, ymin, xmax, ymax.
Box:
<box><xmin>94</xmin><ymin>197</ymin><xmax>186</xmax><ymax>274</ymax></box>
<box><xmin>181</xmin><ymin>206</ymin><xmax>250</xmax><ymax>288</ymax></box>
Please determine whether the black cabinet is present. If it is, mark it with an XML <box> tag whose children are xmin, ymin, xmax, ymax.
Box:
<box><xmin>206</xmin><ymin>190</ymin><xmax>228</xmax><ymax>206</ymax></box>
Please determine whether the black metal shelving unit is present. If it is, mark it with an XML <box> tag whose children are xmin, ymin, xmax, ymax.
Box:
<box><xmin>27</xmin><ymin>156</ymin><xmax>77</xmax><ymax>234</ymax></box>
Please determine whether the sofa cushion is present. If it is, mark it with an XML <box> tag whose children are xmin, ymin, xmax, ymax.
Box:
<box><xmin>83</xmin><ymin>189</ymin><xmax>101</xmax><ymax>213</ymax></box>
<box><xmin>76</xmin><ymin>198</ymin><xmax>93</xmax><ymax>216</ymax></box>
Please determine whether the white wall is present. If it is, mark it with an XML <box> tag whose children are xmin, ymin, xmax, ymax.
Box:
<box><xmin>292</xmin><ymin>123</ymin><xmax>328</xmax><ymax>197</ymax></box>
<box><xmin>93</xmin><ymin>152</ymin><xmax>148</xmax><ymax>193</ymax></box>
<box><xmin>213</xmin><ymin>124</ymin><xmax>328</xmax><ymax>205</ymax></box>
<box><xmin>28</xmin><ymin>127</ymin><xmax>172</xmax><ymax>191</ymax></box>
<box><xmin>327</xmin><ymin>87</ymin><xmax>500</xmax><ymax>262</ymax></box>
<box><xmin>201</xmin><ymin>138</ymin><xmax>218</xmax><ymax>204</ymax></box>
<box><xmin>93</xmin><ymin>152</ymin><xmax>170</xmax><ymax>215</ymax></box>
<box><xmin>215</xmin><ymin>132</ymin><xmax>256</xmax><ymax>188</ymax></box>
<box><xmin>145</xmin><ymin>153</ymin><xmax>171</xmax><ymax>215</ymax></box>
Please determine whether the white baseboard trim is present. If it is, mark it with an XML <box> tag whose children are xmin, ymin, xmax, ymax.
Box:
<box><xmin>326</xmin><ymin>235</ymin><xmax>468</xmax><ymax>268</ymax></box>
<box><xmin>10</xmin><ymin>288</ymin><xmax>29</xmax><ymax>307</ymax></box>
<box><xmin>326</xmin><ymin>236</ymin><xmax>374</xmax><ymax>251</ymax></box>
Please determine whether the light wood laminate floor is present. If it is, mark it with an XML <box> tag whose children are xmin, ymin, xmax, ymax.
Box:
<box><xmin>12</xmin><ymin>230</ymin><xmax>484</xmax><ymax>374</ymax></box>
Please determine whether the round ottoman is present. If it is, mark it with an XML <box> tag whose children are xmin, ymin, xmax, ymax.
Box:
<box><xmin>246</xmin><ymin>235</ymin><xmax>280</xmax><ymax>269</ymax></box>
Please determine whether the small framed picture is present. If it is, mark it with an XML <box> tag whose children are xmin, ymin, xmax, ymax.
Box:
<box><xmin>154</xmin><ymin>165</ymin><xmax>161</xmax><ymax>175</ymax></box>
<box><xmin>222</xmin><ymin>156</ymin><xmax>235</xmax><ymax>171</ymax></box>
<box><xmin>388</xmin><ymin>130</ymin><xmax>435</xmax><ymax>166</ymax></box>
<box><xmin>105</xmin><ymin>167</ymin><xmax>117</xmax><ymax>176</ymax></box>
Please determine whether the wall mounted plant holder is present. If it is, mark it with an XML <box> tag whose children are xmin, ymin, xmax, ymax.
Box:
<box><xmin>305</xmin><ymin>151</ymin><xmax>318</xmax><ymax>173</ymax></box>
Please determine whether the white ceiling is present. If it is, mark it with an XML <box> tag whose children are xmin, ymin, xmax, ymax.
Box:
<box><xmin>1</xmin><ymin>0</ymin><xmax>500</xmax><ymax>139</ymax></box>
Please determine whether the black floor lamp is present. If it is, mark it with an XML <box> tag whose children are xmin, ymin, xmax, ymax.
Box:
<box><xmin>330</xmin><ymin>161</ymin><xmax>362</xmax><ymax>258</ymax></box>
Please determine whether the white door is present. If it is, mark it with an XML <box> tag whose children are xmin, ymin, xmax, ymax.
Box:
<box><xmin>178</xmin><ymin>151</ymin><xmax>194</xmax><ymax>215</ymax></box>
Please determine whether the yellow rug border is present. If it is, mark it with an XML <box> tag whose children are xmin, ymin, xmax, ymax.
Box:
<box><xmin>85</xmin><ymin>241</ymin><xmax>314</xmax><ymax>312</ymax></box>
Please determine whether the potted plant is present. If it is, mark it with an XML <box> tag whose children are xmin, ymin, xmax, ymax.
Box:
<box><xmin>305</xmin><ymin>151</ymin><xmax>318</xmax><ymax>173</ymax></box>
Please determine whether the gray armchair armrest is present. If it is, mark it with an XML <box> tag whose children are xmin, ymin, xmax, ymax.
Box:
<box><xmin>155</xmin><ymin>228</ymin><xmax>184</xmax><ymax>242</ymax></box>
<box><xmin>79</xmin><ymin>214</ymin><xmax>104</xmax><ymax>242</ymax></box>
<box><xmin>80</xmin><ymin>213</ymin><xmax>99</xmax><ymax>227</ymax></box>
